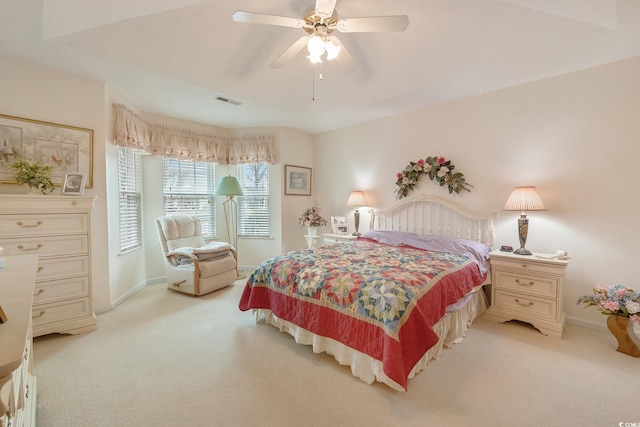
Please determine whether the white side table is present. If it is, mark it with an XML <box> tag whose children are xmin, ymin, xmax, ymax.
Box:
<box><xmin>304</xmin><ymin>235</ymin><xmax>321</xmax><ymax>249</ymax></box>
<box><xmin>322</xmin><ymin>233</ymin><xmax>358</xmax><ymax>246</ymax></box>
<box><xmin>484</xmin><ymin>250</ymin><xmax>570</xmax><ymax>338</ymax></box>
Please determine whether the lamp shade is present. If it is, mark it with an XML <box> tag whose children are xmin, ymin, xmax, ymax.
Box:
<box><xmin>346</xmin><ymin>191</ymin><xmax>368</xmax><ymax>207</ymax></box>
<box><xmin>215</xmin><ymin>176</ymin><xmax>243</xmax><ymax>196</ymax></box>
<box><xmin>504</xmin><ymin>186</ymin><xmax>546</xmax><ymax>212</ymax></box>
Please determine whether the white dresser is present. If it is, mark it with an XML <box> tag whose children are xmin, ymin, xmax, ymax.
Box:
<box><xmin>0</xmin><ymin>194</ymin><xmax>96</xmax><ymax>337</ymax></box>
<box><xmin>0</xmin><ymin>255</ymin><xmax>38</xmax><ymax>427</ymax></box>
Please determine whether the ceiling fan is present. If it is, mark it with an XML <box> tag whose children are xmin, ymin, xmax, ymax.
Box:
<box><xmin>232</xmin><ymin>0</ymin><xmax>409</xmax><ymax>68</ymax></box>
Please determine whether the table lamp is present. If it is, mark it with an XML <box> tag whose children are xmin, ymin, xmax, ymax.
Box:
<box><xmin>346</xmin><ymin>191</ymin><xmax>368</xmax><ymax>236</ymax></box>
<box><xmin>503</xmin><ymin>186</ymin><xmax>546</xmax><ymax>255</ymax></box>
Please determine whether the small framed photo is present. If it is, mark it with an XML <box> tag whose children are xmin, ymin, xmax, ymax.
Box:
<box><xmin>284</xmin><ymin>164</ymin><xmax>312</xmax><ymax>196</ymax></box>
<box><xmin>331</xmin><ymin>216</ymin><xmax>349</xmax><ymax>235</ymax></box>
<box><xmin>62</xmin><ymin>173</ymin><xmax>87</xmax><ymax>195</ymax></box>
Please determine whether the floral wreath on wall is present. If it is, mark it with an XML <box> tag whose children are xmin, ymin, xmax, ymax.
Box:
<box><xmin>395</xmin><ymin>156</ymin><xmax>473</xmax><ymax>199</ymax></box>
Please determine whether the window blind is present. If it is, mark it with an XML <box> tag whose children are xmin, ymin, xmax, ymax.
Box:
<box><xmin>163</xmin><ymin>158</ymin><xmax>216</xmax><ymax>239</ymax></box>
<box><xmin>238</xmin><ymin>163</ymin><xmax>270</xmax><ymax>237</ymax></box>
<box><xmin>118</xmin><ymin>147</ymin><xmax>143</xmax><ymax>253</ymax></box>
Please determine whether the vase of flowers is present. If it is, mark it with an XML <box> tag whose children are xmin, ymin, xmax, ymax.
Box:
<box><xmin>577</xmin><ymin>284</ymin><xmax>640</xmax><ymax>357</ymax></box>
<box><xmin>299</xmin><ymin>206</ymin><xmax>327</xmax><ymax>236</ymax></box>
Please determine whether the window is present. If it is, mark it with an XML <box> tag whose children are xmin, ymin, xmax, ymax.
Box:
<box><xmin>163</xmin><ymin>158</ymin><xmax>216</xmax><ymax>239</ymax></box>
<box><xmin>117</xmin><ymin>146</ymin><xmax>143</xmax><ymax>253</ymax></box>
<box><xmin>238</xmin><ymin>163</ymin><xmax>270</xmax><ymax>237</ymax></box>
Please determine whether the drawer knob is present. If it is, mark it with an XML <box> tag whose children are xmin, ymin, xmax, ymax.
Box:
<box><xmin>18</xmin><ymin>243</ymin><xmax>43</xmax><ymax>251</ymax></box>
<box><xmin>34</xmin><ymin>288</ymin><xmax>45</xmax><ymax>296</ymax></box>
<box><xmin>515</xmin><ymin>279</ymin><xmax>535</xmax><ymax>286</ymax></box>
<box><xmin>17</xmin><ymin>220</ymin><xmax>43</xmax><ymax>228</ymax></box>
<box><xmin>514</xmin><ymin>298</ymin><xmax>534</xmax><ymax>307</ymax></box>
<box><xmin>32</xmin><ymin>310</ymin><xmax>46</xmax><ymax>319</ymax></box>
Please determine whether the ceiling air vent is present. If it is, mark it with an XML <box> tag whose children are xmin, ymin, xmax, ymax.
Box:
<box><xmin>216</xmin><ymin>96</ymin><xmax>241</xmax><ymax>106</ymax></box>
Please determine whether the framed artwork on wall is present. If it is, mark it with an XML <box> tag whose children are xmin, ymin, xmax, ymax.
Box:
<box><xmin>0</xmin><ymin>113</ymin><xmax>94</xmax><ymax>188</ymax></box>
<box><xmin>284</xmin><ymin>164</ymin><xmax>311</xmax><ymax>196</ymax></box>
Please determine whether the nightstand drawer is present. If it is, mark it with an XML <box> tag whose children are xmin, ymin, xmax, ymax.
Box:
<box><xmin>494</xmin><ymin>290</ymin><xmax>557</xmax><ymax>320</ymax></box>
<box><xmin>490</xmin><ymin>257</ymin><xmax>565</xmax><ymax>276</ymax></box>
<box><xmin>493</xmin><ymin>270</ymin><xmax>557</xmax><ymax>298</ymax></box>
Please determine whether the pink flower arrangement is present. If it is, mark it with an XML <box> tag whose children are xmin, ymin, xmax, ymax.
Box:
<box><xmin>395</xmin><ymin>155</ymin><xmax>472</xmax><ymax>199</ymax></box>
<box><xmin>298</xmin><ymin>206</ymin><xmax>328</xmax><ymax>227</ymax></box>
<box><xmin>577</xmin><ymin>284</ymin><xmax>640</xmax><ymax>325</ymax></box>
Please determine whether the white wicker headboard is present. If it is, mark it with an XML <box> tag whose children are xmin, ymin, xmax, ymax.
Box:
<box><xmin>369</xmin><ymin>195</ymin><xmax>496</xmax><ymax>247</ymax></box>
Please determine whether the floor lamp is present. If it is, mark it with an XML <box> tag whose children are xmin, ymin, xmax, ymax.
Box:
<box><xmin>215</xmin><ymin>175</ymin><xmax>244</xmax><ymax>277</ymax></box>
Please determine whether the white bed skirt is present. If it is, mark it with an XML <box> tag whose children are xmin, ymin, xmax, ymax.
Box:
<box><xmin>252</xmin><ymin>289</ymin><xmax>488</xmax><ymax>391</ymax></box>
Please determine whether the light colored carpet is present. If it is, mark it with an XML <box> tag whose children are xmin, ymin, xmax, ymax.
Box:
<box><xmin>34</xmin><ymin>281</ymin><xmax>640</xmax><ymax>427</ymax></box>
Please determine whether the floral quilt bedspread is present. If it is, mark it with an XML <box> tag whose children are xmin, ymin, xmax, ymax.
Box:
<box><xmin>238</xmin><ymin>240</ymin><xmax>486</xmax><ymax>390</ymax></box>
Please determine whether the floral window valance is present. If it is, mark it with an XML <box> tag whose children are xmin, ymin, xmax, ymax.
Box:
<box><xmin>113</xmin><ymin>103</ymin><xmax>275</xmax><ymax>164</ymax></box>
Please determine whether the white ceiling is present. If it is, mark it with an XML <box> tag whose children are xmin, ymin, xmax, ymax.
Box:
<box><xmin>1</xmin><ymin>0</ymin><xmax>639</xmax><ymax>134</ymax></box>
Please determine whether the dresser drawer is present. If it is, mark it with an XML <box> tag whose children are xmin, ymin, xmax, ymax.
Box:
<box><xmin>32</xmin><ymin>297</ymin><xmax>92</xmax><ymax>328</ymax></box>
<box><xmin>494</xmin><ymin>290</ymin><xmax>557</xmax><ymax>320</ymax></box>
<box><xmin>36</xmin><ymin>256</ymin><xmax>89</xmax><ymax>282</ymax></box>
<box><xmin>0</xmin><ymin>235</ymin><xmax>88</xmax><ymax>257</ymax></box>
<box><xmin>0</xmin><ymin>214</ymin><xmax>88</xmax><ymax>237</ymax></box>
<box><xmin>493</xmin><ymin>270</ymin><xmax>557</xmax><ymax>298</ymax></box>
<box><xmin>34</xmin><ymin>276</ymin><xmax>90</xmax><ymax>305</ymax></box>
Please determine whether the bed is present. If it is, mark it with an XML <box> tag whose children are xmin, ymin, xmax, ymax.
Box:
<box><xmin>239</xmin><ymin>195</ymin><xmax>496</xmax><ymax>391</ymax></box>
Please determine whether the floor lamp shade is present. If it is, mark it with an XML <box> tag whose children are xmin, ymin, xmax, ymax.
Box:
<box><xmin>346</xmin><ymin>191</ymin><xmax>368</xmax><ymax>236</ymax></box>
<box><xmin>503</xmin><ymin>186</ymin><xmax>546</xmax><ymax>255</ymax></box>
<box><xmin>215</xmin><ymin>176</ymin><xmax>244</xmax><ymax>197</ymax></box>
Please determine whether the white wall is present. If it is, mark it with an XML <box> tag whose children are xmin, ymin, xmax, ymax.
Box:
<box><xmin>313</xmin><ymin>56</ymin><xmax>640</xmax><ymax>329</ymax></box>
<box><xmin>0</xmin><ymin>55</ymin><xmax>112</xmax><ymax>313</ymax></box>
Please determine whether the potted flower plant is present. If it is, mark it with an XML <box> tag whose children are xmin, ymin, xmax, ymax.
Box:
<box><xmin>577</xmin><ymin>284</ymin><xmax>640</xmax><ymax>357</ymax></box>
<box><xmin>10</xmin><ymin>159</ymin><xmax>55</xmax><ymax>194</ymax></box>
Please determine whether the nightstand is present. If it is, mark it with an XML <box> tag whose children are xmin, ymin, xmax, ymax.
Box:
<box><xmin>484</xmin><ymin>250</ymin><xmax>570</xmax><ymax>338</ymax></box>
<box><xmin>322</xmin><ymin>233</ymin><xmax>358</xmax><ymax>245</ymax></box>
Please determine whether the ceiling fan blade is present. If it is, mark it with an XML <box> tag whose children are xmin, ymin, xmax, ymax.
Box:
<box><xmin>336</xmin><ymin>15</ymin><xmax>409</xmax><ymax>33</ymax></box>
<box><xmin>315</xmin><ymin>0</ymin><xmax>337</xmax><ymax>18</ymax></box>
<box><xmin>232</xmin><ymin>10</ymin><xmax>306</xmax><ymax>29</ymax></box>
<box><xmin>270</xmin><ymin>36</ymin><xmax>309</xmax><ymax>69</ymax></box>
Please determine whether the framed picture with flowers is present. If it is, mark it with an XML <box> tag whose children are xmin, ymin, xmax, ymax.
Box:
<box><xmin>285</xmin><ymin>164</ymin><xmax>311</xmax><ymax>196</ymax></box>
<box><xmin>331</xmin><ymin>216</ymin><xmax>349</xmax><ymax>235</ymax></box>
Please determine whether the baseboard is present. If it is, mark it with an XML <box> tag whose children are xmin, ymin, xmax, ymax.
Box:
<box><xmin>95</xmin><ymin>277</ymin><xmax>167</xmax><ymax>314</ymax></box>
<box><xmin>566</xmin><ymin>316</ymin><xmax>607</xmax><ymax>333</ymax></box>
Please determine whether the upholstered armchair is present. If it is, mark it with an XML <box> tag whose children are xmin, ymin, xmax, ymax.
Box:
<box><xmin>156</xmin><ymin>214</ymin><xmax>237</xmax><ymax>296</ymax></box>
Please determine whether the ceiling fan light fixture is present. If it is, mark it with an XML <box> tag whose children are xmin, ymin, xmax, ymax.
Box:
<box><xmin>325</xmin><ymin>37</ymin><xmax>341</xmax><ymax>60</ymax></box>
<box><xmin>307</xmin><ymin>53</ymin><xmax>323</xmax><ymax>64</ymax></box>
<box><xmin>307</xmin><ymin>34</ymin><xmax>326</xmax><ymax>56</ymax></box>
